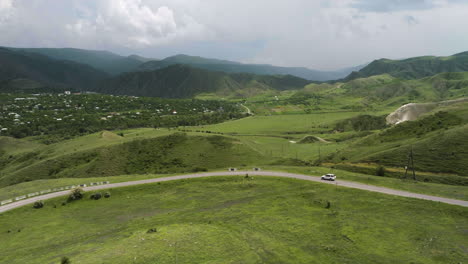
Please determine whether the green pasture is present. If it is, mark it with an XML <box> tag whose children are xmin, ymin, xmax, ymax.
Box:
<box><xmin>196</xmin><ymin>112</ymin><xmax>364</xmax><ymax>135</ymax></box>
<box><xmin>0</xmin><ymin>177</ymin><xmax>466</xmax><ymax>264</ymax></box>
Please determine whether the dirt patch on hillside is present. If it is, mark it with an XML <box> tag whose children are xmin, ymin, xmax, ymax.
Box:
<box><xmin>386</xmin><ymin>98</ymin><xmax>468</xmax><ymax>125</ymax></box>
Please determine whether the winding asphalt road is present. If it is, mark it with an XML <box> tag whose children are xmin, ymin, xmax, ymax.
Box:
<box><xmin>1</xmin><ymin>170</ymin><xmax>467</xmax><ymax>214</ymax></box>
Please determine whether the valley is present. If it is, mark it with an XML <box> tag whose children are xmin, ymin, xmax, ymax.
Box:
<box><xmin>0</xmin><ymin>46</ymin><xmax>467</xmax><ymax>264</ymax></box>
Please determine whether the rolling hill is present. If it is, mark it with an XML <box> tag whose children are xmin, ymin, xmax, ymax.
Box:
<box><xmin>0</xmin><ymin>132</ymin><xmax>266</xmax><ymax>187</ymax></box>
<box><xmin>325</xmin><ymin>100</ymin><xmax>468</xmax><ymax>182</ymax></box>
<box><xmin>344</xmin><ymin>51</ymin><xmax>468</xmax><ymax>81</ymax></box>
<box><xmin>97</xmin><ymin>64</ymin><xmax>311</xmax><ymax>98</ymax></box>
<box><xmin>294</xmin><ymin>71</ymin><xmax>468</xmax><ymax>112</ymax></box>
<box><xmin>0</xmin><ymin>48</ymin><xmax>109</xmax><ymax>91</ymax></box>
<box><xmin>139</xmin><ymin>54</ymin><xmax>361</xmax><ymax>81</ymax></box>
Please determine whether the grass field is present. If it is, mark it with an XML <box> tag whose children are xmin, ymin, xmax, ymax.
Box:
<box><xmin>0</xmin><ymin>133</ymin><xmax>267</xmax><ymax>186</ymax></box>
<box><xmin>2</xmin><ymin>111</ymin><xmax>366</xmax><ymax>188</ymax></box>
<box><xmin>1</xmin><ymin>176</ymin><xmax>466</xmax><ymax>264</ymax></box>
<box><xmin>197</xmin><ymin>112</ymin><xmax>364</xmax><ymax>135</ymax></box>
<box><xmin>236</xmin><ymin>135</ymin><xmax>346</xmax><ymax>161</ymax></box>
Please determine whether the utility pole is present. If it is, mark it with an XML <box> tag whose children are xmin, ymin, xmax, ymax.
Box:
<box><xmin>404</xmin><ymin>146</ymin><xmax>416</xmax><ymax>180</ymax></box>
<box><xmin>318</xmin><ymin>146</ymin><xmax>321</xmax><ymax>164</ymax></box>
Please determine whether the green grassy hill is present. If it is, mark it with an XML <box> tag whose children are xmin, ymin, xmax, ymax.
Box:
<box><xmin>325</xmin><ymin>101</ymin><xmax>468</xmax><ymax>183</ymax></box>
<box><xmin>0</xmin><ymin>133</ymin><xmax>266</xmax><ymax>187</ymax></box>
<box><xmin>344</xmin><ymin>51</ymin><xmax>468</xmax><ymax>81</ymax></box>
<box><xmin>342</xmin><ymin>72</ymin><xmax>468</xmax><ymax>103</ymax></box>
<box><xmin>280</xmin><ymin>72</ymin><xmax>468</xmax><ymax>113</ymax></box>
<box><xmin>1</xmin><ymin>177</ymin><xmax>466</xmax><ymax>264</ymax></box>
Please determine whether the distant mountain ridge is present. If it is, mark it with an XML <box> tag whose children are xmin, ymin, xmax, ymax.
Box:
<box><xmin>343</xmin><ymin>51</ymin><xmax>468</xmax><ymax>81</ymax></box>
<box><xmin>6</xmin><ymin>47</ymin><xmax>153</xmax><ymax>75</ymax></box>
<box><xmin>138</xmin><ymin>54</ymin><xmax>361</xmax><ymax>81</ymax></box>
<box><xmin>5</xmin><ymin>48</ymin><xmax>363</xmax><ymax>81</ymax></box>
<box><xmin>0</xmin><ymin>48</ymin><xmax>109</xmax><ymax>91</ymax></box>
<box><xmin>3</xmin><ymin>46</ymin><xmax>468</xmax><ymax>98</ymax></box>
<box><xmin>97</xmin><ymin>64</ymin><xmax>311</xmax><ymax>98</ymax></box>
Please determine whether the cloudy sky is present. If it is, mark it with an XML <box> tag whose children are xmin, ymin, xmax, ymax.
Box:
<box><xmin>0</xmin><ymin>0</ymin><xmax>467</xmax><ymax>70</ymax></box>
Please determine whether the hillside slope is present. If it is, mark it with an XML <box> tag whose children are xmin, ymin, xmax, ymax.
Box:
<box><xmin>0</xmin><ymin>133</ymin><xmax>266</xmax><ymax>186</ymax></box>
<box><xmin>97</xmin><ymin>64</ymin><xmax>311</xmax><ymax>98</ymax></box>
<box><xmin>326</xmin><ymin>101</ymin><xmax>468</xmax><ymax>181</ymax></box>
<box><xmin>314</xmin><ymin>72</ymin><xmax>468</xmax><ymax>110</ymax></box>
<box><xmin>0</xmin><ymin>48</ymin><xmax>109</xmax><ymax>91</ymax></box>
<box><xmin>344</xmin><ymin>51</ymin><xmax>468</xmax><ymax>81</ymax></box>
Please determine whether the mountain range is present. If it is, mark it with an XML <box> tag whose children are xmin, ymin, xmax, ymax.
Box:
<box><xmin>138</xmin><ymin>54</ymin><xmax>362</xmax><ymax>81</ymax></box>
<box><xmin>98</xmin><ymin>64</ymin><xmax>311</xmax><ymax>98</ymax></box>
<box><xmin>0</xmin><ymin>47</ymin><xmax>108</xmax><ymax>91</ymax></box>
<box><xmin>8</xmin><ymin>47</ymin><xmax>152</xmax><ymax>75</ymax></box>
<box><xmin>1</xmin><ymin>46</ymin><xmax>468</xmax><ymax>99</ymax></box>
<box><xmin>3</xmin><ymin>47</ymin><xmax>363</xmax><ymax>81</ymax></box>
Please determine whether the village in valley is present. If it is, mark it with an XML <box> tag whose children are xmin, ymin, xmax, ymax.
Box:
<box><xmin>0</xmin><ymin>92</ymin><xmax>245</xmax><ymax>141</ymax></box>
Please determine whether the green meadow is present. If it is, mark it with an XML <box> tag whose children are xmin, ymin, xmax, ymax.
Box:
<box><xmin>1</xmin><ymin>177</ymin><xmax>466</xmax><ymax>264</ymax></box>
<box><xmin>197</xmin><ymin>112</ymin><xmax>364</xmax><ymax>135</ymax></box>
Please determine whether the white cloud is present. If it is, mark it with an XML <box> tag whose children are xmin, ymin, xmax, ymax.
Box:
<box><xmin>65</xmin><ymin>0</ymin><xmax>211</xmax><ymax>47</ymax></box>
<box><xmin>0</xmin><ymin>0</ymin><xmax>467</xmax><ymax>70</ymax></box>
<box><xmin>0</xmin><ymin>0</ymin><xmax>13</xmax><ymax>22</ymax></box>
<box><xmin>0</xmin><ymin>0</ymin><xmax>12</xmax><ymax>10</ymax></box>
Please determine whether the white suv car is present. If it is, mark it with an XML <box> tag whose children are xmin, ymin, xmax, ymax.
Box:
<box><xmin>321</xmin><ymin>173</ymin><xmax>336</xmax><ymax>181</ymax></box>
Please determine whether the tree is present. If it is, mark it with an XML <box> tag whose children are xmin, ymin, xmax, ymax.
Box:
<box><xmin>68</xmin><ymin>188</ymin><xmax>84</xmax><ymax>202</ymax></box>
<box><xmin>90</xmin><ymin>193</ymin><xmax>102</xmax><ymax>200</ymax></box>
<box><xmin>61</xmin><ymin>256</ymin><xmax>71</xmax><ymax>264</ymax></box>
<box><xmin>376</xmin><ymin>165</ymin><xmax>386</xmax><ymax>177</ymax></box>
<box><xmin>33</xmin><ymin>201</ymin><xmax>44</xmax><ymax>209</ymax></box>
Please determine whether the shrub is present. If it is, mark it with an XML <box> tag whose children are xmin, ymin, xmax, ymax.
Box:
<box><xmin>376</xmin><ymin>165</ymin><xmax>386</xmax><ymax>176</ymax></box>
<box><xmin>61</xmin><ymin>256</ymin><xmax>71</xmax><ymax>264</ymax></box>
<box><xmin>104</xmin><ymin>192</ymin><xmax>111</xmax><ymax>198</ymax></box>
<box><xmin>147</xmin><ymin>228</ymin><xmax>157</xmax><ymax>233</ymax></box>
<box><xmin>33</xmin><ymin>201</ymin><xmax>44</xmax><ymax>209</ymax></box>
<box><xmin>90</xmin><ymin>193</ymin><xmax>102</xmax><ymax>200</ymax></box>
<box><xmin>192</xmin><ymin>167</ymin><xmax>208</xmax><ymax>172</ymax></box>
<box><xmin>68</xmin><ymin>188</ymin><xmax>84</xmax><ymax>202</ymax></box>
<box><xmin>325</xmin><ymin>201</ymin><xmax>331</xmax><ymax>209</ymax></box>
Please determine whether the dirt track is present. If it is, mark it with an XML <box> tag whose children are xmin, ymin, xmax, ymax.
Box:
<box><xmin>1</xmin><ymin>170</ymin><xmax>467</xmax><ymax>214</ymax></box>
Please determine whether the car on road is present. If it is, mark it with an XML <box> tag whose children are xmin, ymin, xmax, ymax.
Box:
<box><xmin>321</xmin><ymin>173</ymin><xmax>336</xmax><ymax>181</ymax></box>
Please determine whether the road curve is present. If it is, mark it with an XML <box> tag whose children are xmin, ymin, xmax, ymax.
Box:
<box><xmin>1</xmin><ymin>171</ymin><xmax>467</xmax><ymax>214</ymax></box>
<box><xmin>240</xmin><ymin>104</ymin><xmax>253</xmax><ymax>115</ymax></box>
